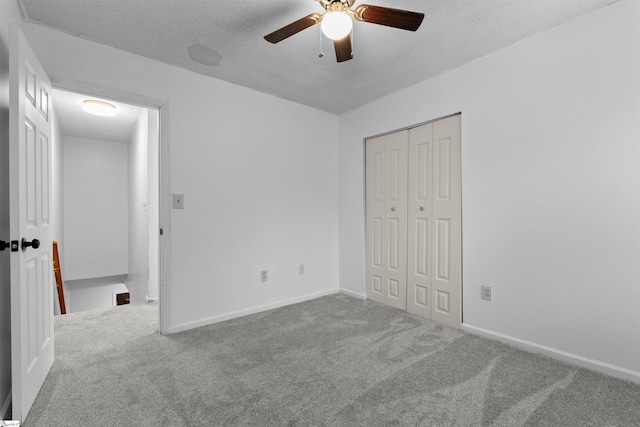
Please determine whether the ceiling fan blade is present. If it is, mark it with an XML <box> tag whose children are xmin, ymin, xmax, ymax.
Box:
<box><xmin>354</xmin><ymin>5</ymin><xmax>424</xmax><ymax>31</ymax></box>
<box><xmin>334</xmin><ymin>34</ymin><xmax>353</xmax><ymax>63</ymax></box>
<box><xmin>264</xmin><ymin>13</ymin><xmax>322</xmax><ymax>44</ymax></box>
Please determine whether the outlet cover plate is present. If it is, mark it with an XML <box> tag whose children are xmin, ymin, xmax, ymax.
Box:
<box><xmin>481</xmin><ymin>285</ymin><xmax>492</xmax><ymax>301</ymax></box>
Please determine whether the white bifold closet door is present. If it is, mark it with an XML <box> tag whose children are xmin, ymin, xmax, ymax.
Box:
<box><xmin>366</xmin><ymin>115</ymin><xmax>461</xmax><ymax>328</ymax></box>
<box><xmin>365</xmin><ymin>130</ymin><xmax>408</xmax><ymax>310</ymax></box>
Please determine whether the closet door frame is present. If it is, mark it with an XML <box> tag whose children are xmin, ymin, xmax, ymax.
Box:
<box><xmin>364</xmin><ymin>113</ymin><xmax>462</xmax><ymax>327</ymax></box>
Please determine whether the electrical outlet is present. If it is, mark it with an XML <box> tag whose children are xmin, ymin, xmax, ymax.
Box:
<box><xmin>481</xmin><ymin>285</ymin><xmax>492</xmax><ymax>301</ymax></box>
<box><xmin>261</xmin><ymin>270</ymin><xmax>268</xmax><ymax>282</ymax></box>
<box><xmin>299</xmin><ymin>263</ymin><xmax>304</xmax><ymax>275</ymax></box>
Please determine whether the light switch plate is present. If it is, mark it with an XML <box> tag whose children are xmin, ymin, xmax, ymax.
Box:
<box><xmin>172</xmin><ymin>194</ymin><xmax>184</xmax><ymax>209</ymax></box>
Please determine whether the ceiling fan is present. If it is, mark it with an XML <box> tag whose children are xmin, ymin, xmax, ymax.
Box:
<box><xmin>264</xmin><ymin>0</ymin><xmax>424</xmax><ymax>63</ymax></box>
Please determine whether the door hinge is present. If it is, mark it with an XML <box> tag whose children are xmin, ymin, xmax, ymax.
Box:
<box><xmin>159</xmin><ymin>228</ymin><xmax>163</xmax><ymax>236</ymax></box>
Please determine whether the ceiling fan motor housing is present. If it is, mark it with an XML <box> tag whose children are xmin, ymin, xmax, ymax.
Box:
<box><xmin>319</xmin><ymin>0</ymin><xmax>356</xmax><ymax>10</ymax></box>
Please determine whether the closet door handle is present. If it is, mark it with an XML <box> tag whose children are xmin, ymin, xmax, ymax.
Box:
<box><xmin>390</xmin><ymin>207</ymin><xmax>395</xmax><ymax>212</ymax></box>
<box><xmin>419</xmin><ymin>206</ymin><xmax>425</xmax><ymax>211</ymax></box>
<box><xmin>0</xmin><ymin>240</ymin><xmax>9</xmax><ymax>251</ymax></box>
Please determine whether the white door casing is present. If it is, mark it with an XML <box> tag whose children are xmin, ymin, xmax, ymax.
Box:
<box><xmin>365</xmin><ymin>130</ymin><xmax>408</xmax><ymax>310</ymax></box>
<box><xmin>9</xmin><ymin>26</ymin><xmax>54</xmax><ymax>422</ymax></box>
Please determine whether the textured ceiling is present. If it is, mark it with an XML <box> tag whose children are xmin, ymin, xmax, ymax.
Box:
<box><xmin>19</xmin><ymin>0</ymin><xmax>617</xmax><ymax>114</ymax></box>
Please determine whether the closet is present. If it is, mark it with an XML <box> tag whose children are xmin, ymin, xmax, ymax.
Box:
<box><xmin>365</xmin><ymin>114</ymin><xmax>461</xmax><ymax>328</ymax></box>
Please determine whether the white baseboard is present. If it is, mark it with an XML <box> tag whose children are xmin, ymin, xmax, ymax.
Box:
<box><xmin>1</xmin><ymin>388</ymin><xmax>11</xmax><ymax>420</ymax></box>
<box><xmin>166</xmin><ymin>288</ymin><xmax>340</xmax><ymax>334</ymax></box>
<box><xmin>463</xmin><ymin>324</ymin><xmax>640</xmax><ymax>385</ymax></box>
<box><xmin>339</xmin><ymin>288</ymin><xmax>367</xmax><ymax>300</ymax></box>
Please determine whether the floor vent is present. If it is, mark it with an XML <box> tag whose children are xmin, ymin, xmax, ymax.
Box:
<box><xmin>116</xmin><ymin>292</ymin><xmax>130</xmax><ymax>306</ymax></box>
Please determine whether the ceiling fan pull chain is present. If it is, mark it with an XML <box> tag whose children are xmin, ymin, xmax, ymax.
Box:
<box><xmin>318</xmin><ymin>27</ymin><xmax>324</xmax><ymax>58</ymax></box>
<box><xmin>351</xmin><ymin>26</ymin><xmax>354</xmax><ymax>58</ymax></box>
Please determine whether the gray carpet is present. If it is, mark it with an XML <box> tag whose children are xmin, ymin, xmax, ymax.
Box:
<box><xmin>23</xmin><ymin>294</ymin><xmax>640</xmax><ymax>426</ymax></box>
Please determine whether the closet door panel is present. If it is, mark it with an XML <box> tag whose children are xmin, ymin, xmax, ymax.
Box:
<box><xmin>384</xmin><ymin>131</ymin><xmax>408</xmax><ymax>309</ymax></box>
<box><xmin>431</xmin><ymin>115</ymin><xmax>462</xmax><ymax>327</ymax></box>
<box><xmin>366</xmin><ymin>131</ymin><xmax>408</xmax><ymax>310</ymax></box>
<box><xmin>366</xmin><ymin>137</ymin><xmax>387</xmax><ymax>301</ymax></box>
<box><xmin>407</xmin><ymin>124</ymin><xmax>433</xmax><ymax>318</ymax></box>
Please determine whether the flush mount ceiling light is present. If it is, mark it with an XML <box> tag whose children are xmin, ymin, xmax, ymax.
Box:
<box><xmin>83</xmin><ymin>99</ymin><xmax>116</xmax><ymax>117</ymax></box>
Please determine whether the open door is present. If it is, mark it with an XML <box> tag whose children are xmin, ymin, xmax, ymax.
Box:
<box><xmin>9</xmin><ymin>26</ymin><xmax>54</xmax><ymax>422</ymax></box>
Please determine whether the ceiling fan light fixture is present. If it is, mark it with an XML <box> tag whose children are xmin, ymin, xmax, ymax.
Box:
<box><xmin>321</xmin><ymin>11</ymin><xmax>352</xmax><ymax>40</ymax></box>
<box><xmin>83</xmin><ymin>99</ymin><xmax>117</xmax><ymax>117</ymax></box>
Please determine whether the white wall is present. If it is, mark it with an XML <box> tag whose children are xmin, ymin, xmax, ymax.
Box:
<box><xmin>63</xmin><ymin>136</ymin><xmax>128</xmax><ymax>280</ymax></box>
<box><xmin>20</xmin><ymin>22</ymin><xmax>340</xmax><ymax>331</ymax></box>
<box><xmin>0</xmin><ymin>0</ymin><xmax>21</xmax><ymax>417</ymax></box>
<box><xmin>127</xmin><ymin>109</ymin><xmax>149</xmax><ymax>303</ymax></box>
<box><xmin>339</xmin><ymin>0</ymin><xmax>640</xmax><ymax>380</ymax></box>
<box><xmin>148</xmin><ymin>109</ymin><xmax>159</xmax><ymax>301</ymax></box>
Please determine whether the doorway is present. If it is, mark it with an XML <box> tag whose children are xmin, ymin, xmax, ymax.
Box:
<box><xmin>51</xmin><ymin>88</ymin><xmax>160</xmax><ymax>317</ymax></box>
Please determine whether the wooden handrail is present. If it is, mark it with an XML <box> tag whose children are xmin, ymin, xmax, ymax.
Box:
<box><xmin>52</xmin><ymin>241</ymin><xmax>67</xmax><ymax>315</ymax></box>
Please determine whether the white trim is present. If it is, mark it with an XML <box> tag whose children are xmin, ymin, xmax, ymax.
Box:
<box><xmin>364</xmin><ymin>112</ymin><xmax>462</xmax><ymax>141</ymax></box>
<box><xmin>1</xmin><ymin>389</ymin><xmax>11</xmax><ymax>420</ymax></box>
<box><xmin>52</xmin><ymin>79</ymin><xmax>164</xmax><ymax>110</ymax></box>
<box><xmin>158</xmin><ymin>103</ymin><xmax>171</xmax><ymax>335</ymax></box>
<box><xmin>463</xmin><ymin>324</ymin><xmax>640</xmax><ymax>385</ymax></box>
<box><xmin>166</xmin><ymin>289</ymin><xmax>340</xmax><ymax>334</ymax></box>
<box><xmin>339</xmin><ymin>288</ymin><xmax>367</xmax><ymax>300</ymax></box>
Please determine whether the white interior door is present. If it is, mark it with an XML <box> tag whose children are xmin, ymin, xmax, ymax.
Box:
<box><xmin>9</xmin><ymin>26</ymin><xmax>54</xmax><ymax>422</ymax></box>
<box><xmin>365</xmin><ymin>130</ymin><xmax>408</xmax><ymax>310</ymax></box>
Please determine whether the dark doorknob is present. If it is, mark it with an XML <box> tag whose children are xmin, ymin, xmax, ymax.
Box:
<box><xmin>21</xmin><ymin>238</ymin><xmax>40</xmax><ymax>251</ymax></box>
<box><xmin>0</xmin><ymin>240</ymin><xmax>9</xmax><ymax>251</ymax></box>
